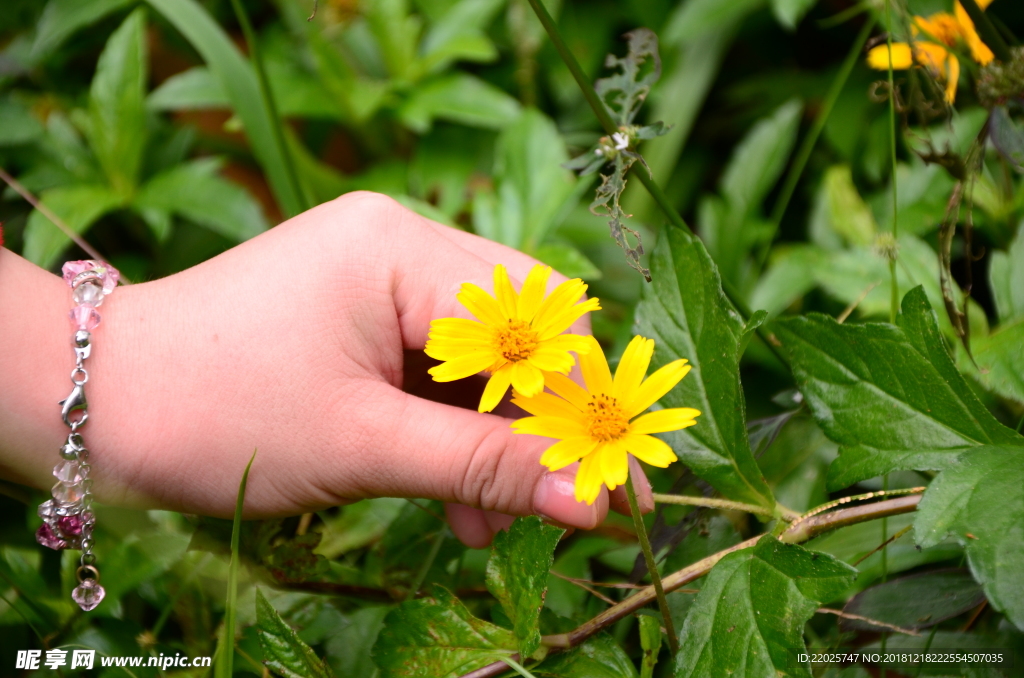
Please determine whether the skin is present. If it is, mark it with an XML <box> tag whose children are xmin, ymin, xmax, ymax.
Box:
<box><xmin>0</xmin><ymin>192</ymin><xmax>651</xmax><ymax>548</ymax></box>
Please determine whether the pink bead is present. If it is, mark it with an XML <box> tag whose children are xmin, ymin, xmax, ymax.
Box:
<box><xmin>62</xmin><ymin>260</ymin><xmax>120</xmax><ymax>294</ymax></box>
<box><xmin>69</xmin><ymin>305</ymin><xmax>101</xmax><ymax>331</ymax></box>
<box><xmin>57</xmin><ymin>514</ymin><xmax>84</xmax><ymax>537</ymax></box>
<box><xmin>36</xmin><ymin>523</ymin><xmax>68</xmax><ymax>550</ymax></box>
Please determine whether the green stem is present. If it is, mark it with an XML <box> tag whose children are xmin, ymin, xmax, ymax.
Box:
<box><xmin>886</xmin><ymin>0</ymin><xmax>899</xmax><ymax>325</ymax></box>
<box><xmin>626</xmin><ymin>473</ymin><xmax>679</xmax><ymax>655</ymax></box>
<box><xmin>229</xmin><ymin>0</ymin><xmax>309</xmax><ymax>214</ymax></box>
<box><xmin>216</xmin><ymin>449</ymin><xmax>257</xmax><ymax>678</ymax></box>
<box><xmin>407</xmin><ymin>528</ymin><xmax>446</xmax><ymax>600</ymax></box>
<box><xmin>756</xmin><ymin>16</ymin><xmax>877</xmax><ymax>275</ymax></box>
<box><xmin>959</xmin><ymin>0</ymin><xmax>1012</xmax><ymax>63</ymax></box>
<box><xmin>522</xmin><ymin>0</ymin><xmax>790</xmax><ymax>370</ymax></box>
<box><xmin>653</xmin><ymin>493</ymin><xmax>799</xmax><ymax>521</ymax></box>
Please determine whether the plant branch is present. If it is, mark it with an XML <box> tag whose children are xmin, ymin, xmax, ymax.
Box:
<box><xmin>653</xmin><ymin>493</ymin><xmax>800</xmax><ymax>521</ymax></box>
<box><xmin>522</xmin><ymin>0</ymin><xmax>790</xmax><ymax>369</ymax></box>
<box><xmin>626</xmin><ymin>473</ymin><xmax>679</xmax><ymax>655</ymax></box>
<box><xmin>959</xmin><ymin>0</ymin><xmax>1012</xmax><ymax>63</ymax></box>
<box><xmin>815</xmin><ymin>607</ymin><xmax>919</xmax><ymax>636</ymax></box>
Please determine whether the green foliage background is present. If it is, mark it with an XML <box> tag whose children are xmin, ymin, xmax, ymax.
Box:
<box><xmin>2</xmin><ymin>0</ymin><xmax>1024</xmax><ymax>676</ymax></box>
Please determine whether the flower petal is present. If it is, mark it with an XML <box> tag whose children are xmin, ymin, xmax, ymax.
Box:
<box><xmin>624</xmin><ymin>434</ymin><xmax>678</xmax><ymax>468</ymax></box>
<box><xmin>627</xmin><ymin>360</ymin><xmax>691</xmax><ymax>417</ymax></box>
<box><xmin>943</xmin><ymin>52</ymin><xmax>960</xmax><ymax>104</ymax></box>
<box><xmin>574</xmin><ymin>452</ymin><xmax>605</xmax><ymax>505</ymax></box>
<box><xmin>510</xmin><ymin>360</ymin><xmax>545</xmax><ymax>396</ymax></box>
<box><xmin>427</xmin><ymin>351</ymin><xmax>497</xmax><ymax>382</ymax></box>
<box><xmin>542</xmin><ymin>334</ymin><xmax>593</xmax><ymax>354</ymax></box>
<box><xmin>613</xmin><ymin>336</ymin><xmax>654</xmax><ymax>402</ymax></box>
<box><xmin>527</xmin><ymin>346</ymin><xmax>575</xmax><ymax>374</ymax></box>
<box><xmin>458</xmin><ymin>283</ymin><xmax>505</xmax><ymax>326</ymax></box>
<box><xmin>533</xmin><ymin>279</ymin><xmax>587</xmax><ymax>333</ymax></box>
<box><xmin>478</xmin><ymin>365</ymin><xmax>514</xmax><ymax>413</ymax></box>
<box><xmin>493</xmin><ymin>264</ymin><xmax>518</xmax><ymax>320</ymax></box>
<box><xmin>425</xmin><ymin>339</ymin><xmax>493</xmax><ymax>361</ymax></box>
<box><xmin>867</xmin><ymin>43</ymin><xmax>913</xmax><ymax>70</ymax></box>
<box><xmin>537</xmin><ymin>298</ymin><xmax>602</xmax><ymax>340</ymax></box>
<box><xmin>955</xmin><ymin>2</ymin><xmax>995</xmax><ymax>65</ymax></box>
<box><xmin>598</xmin><ymin>441</ymin><xmax>629</xmax><ymax>490</ymax></box>
<box><xmin>428</xmin><ymin>317</ymin><xmax>492</xmax><ymax>339</ymax></box>
<box><xmin>630</xmin><ymin>408</ymin><xmax>701</xmax><ymax>434</ymax></box>
<box><xmin>517</xmin><ymin>265</ymin><xmax>551</xmax><ymax>323</ymax></box>
<box><xmin>512</xmin><ymin>415</ymin><xmax>588</xmax><ymax>439</ymax></box>
<box><xmin>512</xmin><ymin>391</ymin><xmax>585</xmax><ymax>420</ymax></box>
<box><xmin>578</xmin><ymin>336</ymin><xmax>613</xmax><ymax>395</ymax></box>
<box><xmin>544</xmin><ymin>372</ymin><xmax>592</xmax><ymax>411</ymax></box>
<box><xmin>540</xmin><ymin>437</ymin><xmax>598</xmax><ymax>471</ymax></box>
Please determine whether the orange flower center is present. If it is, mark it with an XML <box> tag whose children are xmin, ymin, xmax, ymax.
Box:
<box><xmin>585</xmin><ymin>394</ymin><xmax>630</xmax><ymax>442</ymax></box>
<box><xmin>914</xmin><ymin>13</ymin><xmax>964</xmax><ymax>48</ymax></box>
<box><xmin>494</xmin><ymin>320</ymin><xmax>538</xmax><ymax>362</ymax></box>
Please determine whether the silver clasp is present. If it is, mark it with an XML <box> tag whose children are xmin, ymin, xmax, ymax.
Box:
<box><xmin>60</xmin><ymin>383</ymin><xmax>88</xmax><ymax>428</ymax></box>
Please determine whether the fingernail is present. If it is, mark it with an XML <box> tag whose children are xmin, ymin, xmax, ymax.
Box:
<box><xmin>533</xmin><ymin>472</ymin><xmax>601</xmax><ymax>530</ymax></box>
<box><xmin>629</xmin><ymin>456</ymin><xmax>655</xmax><ymax>514</ymax></box>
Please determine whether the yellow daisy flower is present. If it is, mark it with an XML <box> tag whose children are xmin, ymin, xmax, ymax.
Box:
<box><xmin>866</xmin><ymin>0</ymin><xmax>997</xmax><ymax>104</ymax></box>
<box><xmin>425</xmin><ymin>264</ymin><xmax>600</xmax><ymax>413</ymax></box>
<box><xmin>511</xmin><ymin>335</ymin><xmax>700</xmax><ymax>505</ymax></box>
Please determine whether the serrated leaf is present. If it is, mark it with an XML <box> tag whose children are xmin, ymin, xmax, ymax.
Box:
<box><xmin>88</xmin><ymin>7</ymin><xmax>148</xmax><ymax>197</ymax></box>
<box><xmin>535</xmin><ymin>634</ymin><xmax>638</xmax><ymax>678</ymax></box>
<box><xmin>372</xmin><ymin>585</ymin><xmax>516</xmax><ymax>678</ymax></box>
<box><xmin>485</xmin><ymin>516</ymin><xmax>564</xmax><ymax>658</ymax></box>
<box><xmin>775</xmin><ymin>287</ymin><xmax>1024</xmax><ymax>490</ymax></box>
<box><xmin>915</xmin><ymin>445</ymin><xmax>1024</xmax><ymax>630</ymax></box>
<box><xmin>134</xmin><ymin>157</ymin><xmax>268</xmax><ymax>242</ymax></box>
<box><xmin>635</xmin><ymin>228</ymin><xmax>775</xmax><ymax>512</ymax></box>
<box><xmin>595</xmin><ymin>28</ymin><xmax>661</xmax><ymax>126</ymax></box>
<box><xmin>23</xmin><ymin>184</ymin><xmax>124</xmax><ymax>268</ymax></box>
<box><xmin>256</xmin><ymin>588</ymin><xmax>335</xmax><ymax>678</ymax></box>
<box><xmin>673</xmin><ymin>537</ymin><xmax>856</xmax><ymax>678</ymax></box>
<box><xmin>841</xmin><ymin>569</ymin><xmax>984</xmax><ymax>631</ymax></box>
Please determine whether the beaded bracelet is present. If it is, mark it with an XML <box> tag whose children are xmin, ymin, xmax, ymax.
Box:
<box><xmin>35</xmin><ymin>260</ymin><xmax>120</xmax><ymax>611</ymax></box>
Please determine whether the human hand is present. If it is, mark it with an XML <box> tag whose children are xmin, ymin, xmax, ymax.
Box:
<box><xmin>2</xmin><ymin>192</ymin><xmax>651</xmax><ymax>547</ymax></box>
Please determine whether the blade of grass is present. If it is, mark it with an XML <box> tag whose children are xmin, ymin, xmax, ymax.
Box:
<box><xmin>144</xmin><ymin>0</ymin><xmax>306</xmax><ymax>218</ymax></box>
<box><xmin>214</xmin><ymin>449</ymin><xmax>257</xmax><ymax>678</ymax></box>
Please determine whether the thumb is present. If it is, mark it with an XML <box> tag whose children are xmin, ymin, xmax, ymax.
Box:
<box><xmin>338</xmin><ymin>381</ymin><xmax>609</xmax><ymax>530</ymax></box>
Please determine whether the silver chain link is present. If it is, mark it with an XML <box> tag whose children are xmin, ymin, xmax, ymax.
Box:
<box><xmin>66</xmin><ymin>332</ymin><xmax>97</xmax><ymax>570</ymax></box>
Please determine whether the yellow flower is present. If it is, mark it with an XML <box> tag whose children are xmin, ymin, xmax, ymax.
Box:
<box><xmin>425</xmin><ymin>264</ymin><xmax>600</xmax><ymax>413</ymax></box>
<box><xmin>866</xmin><ymin>0</ymin><xmax>997</xmax><ymax>104</ymax></box>
<box><xmin>511</xmin><ymin>335</ymin><xmax>700</xmax><ymax>505</ymax></box>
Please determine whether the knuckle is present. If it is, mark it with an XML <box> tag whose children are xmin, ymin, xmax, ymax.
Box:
<box><xmin>455</xmin><ymin>426</ymin><xmax>526</xmax><ymax>512</ymax></box>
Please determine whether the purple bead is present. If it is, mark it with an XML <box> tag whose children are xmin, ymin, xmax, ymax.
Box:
<box><xmin>57</xmin><ymin>514</ymin><xmax>84</xmax><ymax>537</ymax></box>
<box><xmin>36</xmin><ymin>523</ymin><xmax>68</xmax><ymax>550</ymax></box>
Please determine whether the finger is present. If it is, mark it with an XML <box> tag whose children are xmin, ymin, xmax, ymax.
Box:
<box><xmin>608</xmin><ymin>456</ymin><xmax>654</xmax><ymax>515</ymax></box>
<box><xmin>336</xmin><ymin>381</ymin><xmax>609</xmax><ymax>530</ymax></box>
<box><xmin>445</xmin><ymin>503</ymin><xmax>492</xmax><ymax>549</ymax></box>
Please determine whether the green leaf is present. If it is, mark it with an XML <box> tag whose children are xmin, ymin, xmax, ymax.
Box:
<box><xmin>594</xmin><ymin>28</ymin><xmax>661</xmax><ymax>126</ymax></box>
<box><xmin>398</xmin><ymin>73</ymin><xmax>521</xmax><ymax>133</ymax></box>
<box><xmin>325</xmin><ymin>607</ymin><xmax>391</xmax><ymax>678</ymax></box>
<box><xmin>148</xmin><ymin>66</ymin><xmax>228</xmax><ymax>110</ymax></box>
<box><xmin>0</xmin><ymin>99</ymin><xmax>43</xmax><ymax>146</ymax></box>
<box><xmin>775</xmin><ymin>287</ymin><xmax>1023</xmax><ymax>490</ymax></box>
<box><xmin>485</xmin><ymin>517</ymin><xmax>564</xmax><ymax>659</ymax></box>
<box><xmin>215</xmin><ymin>449</ymin><xmax>256</xmax><ymax>678</ymax></box>
<box><xmin>750</xmin><ymin>244</ymin><xmax>824</xmax><ymax>318</ymax></box>
<box><xmin>841</xmin><ymin>569</ymin><xmax>985</xmax><ymax>631</ymax></box>
<box><xmin>31</xmin><ymin>0</ymin><xmax>135</xmax><ymax>62</ymax></box>
<box><xmin>371</xmin><ymin>585</ymin><xmax>517</xmax><ymax>678</ymax></box>
<box><xmin>419</xmin><ymin>0</ymin><xmax>504</xmax><ymax>74</ymax></box>
<box><xmin>533</xmin><ymin>243</ymin><xmax>602</xmax><ymax>280</ymax></box>
<box><xmin>535</xmin><ymin>634</ymin><xmax>638</xmax><ymax>678</ymax></box>
<box><xmin>256</xmin><ymin>588</ymin><xmax>335</xmax><ymax>678</ymax></box>
<box><xmin>663</xmin><ymin>0</ymin><xmax>764</xmax><ymax>46</ymax></box>
<box><xmin>23</xmin><ymin>184</ymin><xmax>124</xmax><ymax>268</ymax></box>
<box><xmin>770</xmin><ymin>0</ymin><xmax>818</xmax><ymax>30</ymax></box>
<box><xmin>88</xmin><ymin>7</ymin><xmax>148</xmax><ymax>197</ymax></box>
<box><xmin>915</xmin><ymin>444</ymin><xmax>1024</xmax><ymax>630</ymax></box>
<box><xmin>638</xmin><ymin>615</ymin><xmax>662</xmax><ymax>678</ymax></box>
<box><xmin>822</xmin><ymin>165</ymin><xmax>876</xmax><ymax>246</ymax></box>
<box><xmin>635</xmin><ymin>227</ymin><xmax>776</xmax><ymax>512</ymax></box>
<box><xmin>134</xmin><ymin>158</ymin><xmax>268</xmax><ymax>242</ymax></box>
<box><xmin>989</xmin><ymin>105</ymin><xmax>1024</xmax><ymax>172</ymax></box>
<box><xmin>970</xmin><ymin>318</ymin><xmax>1024</xmax><ymax>406</ymax></box>
<box><xmin>144</xmin><ymin>0</ymin><xmax>304</xmax><ymax>217</ymax></box>
<box><xmin>988</xmin><ymin>223</ymin><xmax>1024</xmax><ymax>324</ymax></box>
<box><xmin>673</xmin><ymin>537</ymin><xmax>856</xmax><ymax>678</ymax></box>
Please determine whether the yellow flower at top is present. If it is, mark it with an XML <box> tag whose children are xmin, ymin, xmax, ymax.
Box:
<box><xmin>425</xmin><ymin>264</ymin><xmax>600</xmax><ymax>413</ymax></box>
<box><xmin>866</xmin><ymin>0</ymin><xmax>997</xmax><ymax>104</ymax></box>
<box><xmin>512</xmin><ymin>335</ymin><xmax>700</xmax><ymax>505</ymax></box>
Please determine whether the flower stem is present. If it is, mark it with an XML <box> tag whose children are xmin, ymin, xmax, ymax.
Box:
<box><xmin>521</xmin><ymin>0</ymin><xmax>791</xmax><ymax>370</ymax></box>
<box><xmin>653</xmin><ymin>493</ymin><xmax>800</xmax><ymax>521</ymax></box>
<box><xmin>626</xmin><ymin>473</ymin><xmax>679</xmax><ymax>655</ymax></box>
<box><xmin>959</xmin><ymin>0</ymin><xmax>1012</xmax><ymax>63</ymax></box>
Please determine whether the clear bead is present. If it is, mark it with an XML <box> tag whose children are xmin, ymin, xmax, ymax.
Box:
<box><xmin>73</xmin><ymin>282</ymin><xmax>104</xmax><ymax>307</ymax></box>
<box><xmin>54</xmin><ymin>461</ymin><xmax>83</xmax><ymax>484</ymax></box>
<box><xmin>38</xmin><ymin>500</ymin><xmax>55</xmax><ymax>520</ymax></box>
<box><xmin>52</xmin><ymin>481</ymin><xmax>84</xmax><ymax>506</ymax></box>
